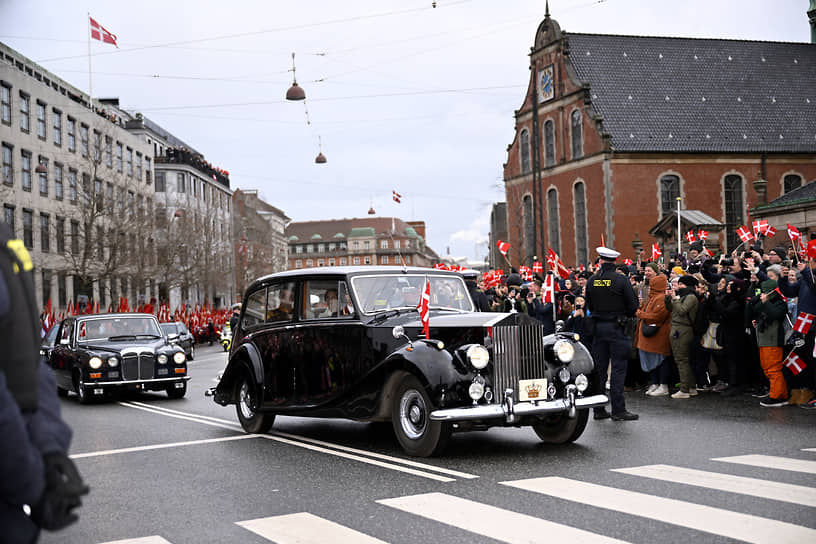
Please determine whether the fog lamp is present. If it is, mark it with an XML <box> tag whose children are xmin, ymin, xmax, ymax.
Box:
<box><xmin>557</xmin><ymin>367</ymin><xmax>571</xmax><ymax>383</ymax></box>
<box><xmin>575</xmin><ymin>373</ymin><xmax>589</xmax><ymax>392</ymax></box>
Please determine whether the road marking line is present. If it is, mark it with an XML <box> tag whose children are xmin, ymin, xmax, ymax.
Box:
<box><xmin>713</xmin><ymin>454</ymin><xmax>816</xmax><ymax>474</ymax></box>
<box><xmin>127</xmin><ymin>401</ymin><xmax>478</xmax><ymax>480</ymax></box>
<box><xmin>803</xmin><ymin>448</ymin><xmax>816</xmax><ymax>453</ymax></box>
<box><xmin>118</xmin><ymin>402</ymin><xmax>456</xmax><ymax>482</ymax></box>
<box><xmin>237</xmin><ymin>512</ymin><xmax>387</xmax><ymax>544</ymax></box>
<box><xmin>97</xmin><ymin>537</ymin><xmax>172</xmax><ymax>544</ymax></box>
<box><xmin>500</xmin><ymin>476</ymin><xmax>816</xmax><ymax>544</ymax></box>
<box><xmin>377</xmin><ymin>492</ymin><xmax>629</xmax><ymax>543</ymax></box>
<box><xmin>71</xmin><ymin>434</ymin><xmax>259</xmax><ymax>460</ymax></box>
<box><xmin>612</xmin><ymin>464</ymin><xmax>816</xmax><ymax>507</ymax></box>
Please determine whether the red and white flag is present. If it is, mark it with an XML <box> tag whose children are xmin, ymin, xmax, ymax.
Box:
<box><xmin>794</xmin><ymin>312</ymin><xmax>814</xmax><ymax>335</ymax></box>
<box><xmin>736</xmin><ymin>225</ymin><xmax>753</xmax><ymax>243</ymax></box>
<box><xmin>752</xmin><ymin>219</ymin><xmax>769</xmax><ymax>237</ymax></box>
<box><xmin>542</xmin><ymin>273</ymin><xmax>557</xmax><ymax>303</ymax></box>
<box><xmin>623</xmin><ymin>258</ymin><xmax>633</xmax><ymax>265</ymax></box>
<box><xmin>89</xmin><ymin>16</ymin><xmax>118</xmax><ymax>47</ymax></box>
<box><xmin>496</xmin><ymin>240</ymin><xmax>510</xmax><ymax>256</ymax></box>
<box><xmin>764</xmin><ymin>225</ymin><xmax>777</xmax><ymax>237</ymax></box>
<box><xmin>685</xmin><ymin>231</ymin><xmax>696</xmax><ymax>243</ymax></box>
<box><xmin>783</xmin><ymin>351</ymin><xmax>806</xmax><ymax>375</ymax></box>
<box><xmin>651</xmin><ymin>243</ymin><xmax>661</xmax><ymax>260</ymax></box>
<box><xmin>546</xmin><ymin>247</ymin><xmax>570</xmax><ymax>279</ymax></box>
<box><xmin>392</xmin><ymin>190</ymin><xmax>401</xmax><ymax>203</ymax></box>
<box><xmin>519</xmin><ymin>266</ymin><xmax>532</xmax><ymax>281</ymax></box>
<box><xmin>787</xmin><ymin>223</ymin><xmax>801</xmax><ymax>241</ymax></box>
<box><xmin>416</xmin><ymin>277</ymin><xmax>431</xmax><ymax>338</ymax></box>
<box><xmin>807</xmin><ymin>239</ymin><xmax>816</xmax><ymax>260</ymax></box>
<box><xmin>702</xmin><ymin>246</ymin><xmax>713</xmax><ymax>257</ymax></box>
<box><xmin>532</xmin><ymin>261</ymin><xmax>543</xmax><ymax>275</ymax></box>
<box><xmin>697</xmin><ymin>230</ymin><xmax>709</xmax><ymax>241</ymax></box>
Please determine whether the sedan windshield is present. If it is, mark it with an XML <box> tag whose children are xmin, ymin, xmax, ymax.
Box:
<box><xmin>351</xmin><ymin>274</ymin><xmax>473</xmax><ymax>314</ymax></box>
<box><xmin>78</xmin><ymin>317</ymin><xmax>163</xmax><ymax>342</ymax></box>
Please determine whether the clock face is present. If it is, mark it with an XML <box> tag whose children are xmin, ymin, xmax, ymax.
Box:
<box><xmin>538</xmin><ymin>65</ymin><xmax>554</xmax><ymax>103</ymax></box>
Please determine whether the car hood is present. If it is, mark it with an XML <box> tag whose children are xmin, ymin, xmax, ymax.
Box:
<box><xmin>78</xmin><ymin>338</ymin><xmax>170</xmax><ymax>354</ymax></box>
<box><xmin>372</xmin><ymin>311</ymin><xmax>518</xmax><ymax>329</ymax></box>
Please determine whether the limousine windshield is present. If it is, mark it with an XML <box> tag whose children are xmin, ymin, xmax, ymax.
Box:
<box><xmin>351</xmin><ymin>273</ymin><xmax>473</xmax><ymax>314</ymax></box>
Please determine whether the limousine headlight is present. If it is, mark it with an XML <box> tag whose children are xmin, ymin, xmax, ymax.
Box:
<box><xmin>157</xmin><ymin>354</ymin><xmax>168</xmax><ymax>364</ymax></box>
<box><xmin>107</xmin><ymin>357</ymin><xmax>119</xmax><ymax>367</ymax></box>
<box><xmin>89</xmin><ymin>356</ymin><xmax>103</xmax><ymax>369</ymax></box>
<box><xmin>466</xmin><ymin>345</ymin><xmax>490</xmax><ymax>370</ymax></box>
<box><xmin>173</xmin><ymin>352</ymin><xmax>186</xmax><ymax>364</ymax></box>
<box><xmin>554</xmin><ymin>339</ymin><xmax>575</xmax><ymax>363</ymax></box>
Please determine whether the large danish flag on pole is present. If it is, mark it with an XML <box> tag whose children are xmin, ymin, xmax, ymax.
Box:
<box><xmin>417</xmin><ymin>277</ymin><xmax>431</xmax><ymax>338</ymax></box>
<box><xmin>496</xmin><ymin>240</ymin><xmax>510</xmax><ymax>256</ymax></box>
<box><xmin>546</xmin><ymin>248</ymin><xmax>570</xmax><ymax>279</ymax></box>
<box><xmin>89</xmin><ymin>16</ymin><xmax>118</xmax><ymax>47</ymax></box>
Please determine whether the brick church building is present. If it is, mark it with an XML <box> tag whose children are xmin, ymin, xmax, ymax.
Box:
<box><xmin>502</xmin><ymin>6</ymin><xmax>816</xmax><ymax>267</ymax></box>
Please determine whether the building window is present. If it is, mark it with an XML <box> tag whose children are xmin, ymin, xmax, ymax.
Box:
<box><xmin>574</xmin><ymin>182</ymin><xmax>588</xmax><ymax>266</ymax></box>
<box><xmin>2</xmin><ymin>143</ymin><xmax>12</xmax><ymax>186</ymax></box>
<box><xmin>22</xmin><ymin>209</ymin><xmax>33</xmax><ymax>249</ymax></box>
<box><xmin>41</xmin><ymin>269</ymin><xmax>51</xmax><ymax>308</ymax></box>
<box><xmin>176</xmin><ymin>172</ymin><xmax>185</xmax><ymax>192</ymax></box>
<box><xmin>52</xmin><ymin>109</ymin><xmax>61</xmax><ymax>146</ymax></box>
<box><xmin>353</xmin><ymin>257</ymin><xmax>360</xmax><ymax>265</ymax></box>
<box><xmin>68</xmin><ymin>169</ymin><xmax>77</xmax><ymax>203</ymax></box>
<box><xmin>381</xmin><ymin>255</ymin><xmax>389</xmax><ymax>264</ymax></box>
<box><xmin>547</xmin><ymin>188</ymin><xmax>560</xmax><ymax>254</ymax></box>
<box><xmin>724</xmin><ymin>174</ymin><xmax>744</xmax><ymax>251</ymax></box>
<box><xmin>80</xmin><ymin>124</ymin><xmax>89</xmax><ymax>157</ymax></box>
<box><xmin>328</xmin><ymin>258</ymin><xmax>335</xmax><ymax>266</ymax></box>
<box><xmin>136</xmin><ymin>153</ymin><xmax>142</xmax><ymax>181</ymax></box>
<box><xmin>295</xmin><ymin>259</ymin><xmax>302</xmax><ymax>268</ymax></box>
<box><xmin>352</xmin><ymin>241</ymin><xmax>359</xmax><ymax>250</ymax></box>
<box><xmin>0</xmin><ymin>83</ymin><xmax>10</xmax><ymax>125</ymax></box>
<box><xmin>660</xmin><ymin>174</ymin><xmax>680</xmax><ymax>216</ymax></box>
<box><xmin>40</xmin><ymin>213</ymin><xmax>49</xmax><ymax>252</ymax></box>
<box><xmin>70</xmin><ymin>221</ymin><xmax>79</xmax><ymax>253</ymax></box>
<box><xmin>19</xmin><ymin>92</ymin><xmax>29</xmax><ymax>132</ymax></box>
<box><xmin>67</xmin><ymin>117</ymin><xmax>76</xmax><ymax>152</ymax></box>
<box><xmin>570</xmin><ymin>110</ymin><xmax>584</xmax><ymax>160</ymax></box>
<box><xmin>544</xmin><ymin>119</ymin><xmax>555</xmax><ymax>167</ymax></box>
<box><xmin>126</xmin><ymin>148</ymin><xmax>133</xmax><ymax>176</ymax></box>
<box><xmin>38</xmin><ymin>156</ymin><xmax>47</xmax><ymax>195</ymax></box>
<box><xmin>155</xmin><ymin>171</ymin><xmax>165</xmax><ymax>192</ymax></box>
<box><xmin>306</xmin><ymin>244</ymin><xmax>313</xmax><ymax>253</ymax></box>
<box><xmin>58</xmin><ymin>273</ymin><xmax>66</xmax><ymax>307</ymax></box>
<box><xmin>340</xmin><ymin>257</ymin><xmax>347</xmax><ymax>265</ymax></box>
<box><xmin>522</xmin><ymin>194</ymin><xmax>534</xmax><ymax>262</ymax></box>
<box><xmin>56</xmin><ymin>217</ymin><xmax>65</xmax><ymax>253</ymax></box>
<box><xmin>784</xmin><ymin>174</ymin><xmax>802</xmax><ymax>194</ymax></box>
<box><xmin>36</xmin><ymin>101</ymin><xmax>46</xmax><ymax>139</ymax></box>
<box><xmin>21</xmin><ymin>150</ymin><xmax>31</xmax><ymax>191</ymax></box>
<box><xmin>306</xmin><ymin>259</ymin><xmax>313</xmax><ymax>267</ymax></box>
<box><xmin>317</xmin><ymin>259</ymin><xmax>324</xmax><ymax>266</ymax></box>
<box><xmin>380</xmin><ymin>240</ymin><xmax>388</xmax><ymax>249</ymax></box>
<box><xmin>116</xmin><ymin>143</ymin><xmax>123</xmax><ymax>172</ymax></box>
<box><xmin>145</xmin><ymin>157</ymin><xmax>151</xmax><ymax>183</ymax></box>
<box><xmin>317</xmin><ymin>243</ymin><xmax>325</xmax><ymax>252</ymax></box>
<box><xmin>405</xmin><ymin>240</ymin><xmax>411</xmax><ymax>248</ymax></box>
<box><xmin>364</xmin><ymin>256</ymin><xmax>371</xmax><ymax>265</ymax></box>
<box><xmin>394</xmin><ymin>240</ymin><xmax>400</xmax><ymax>249</ymax></box>
<box><xmin>3</xmin><ymin>204</ymin><xmax>14</xmax><ymax>234</ymax></box>
<box><xmin>294</xmin><ymin>245</ymin><xmax>302</xmax><ymax>254</ymax></box>
<box><xmin>92</xmin><ymin>130</ymin><xmax>101</xmax><ymax>162</ymax></box>
<box><xmin>54</xmin><ymin>164</ymin><xmax>63</xmax><ymax>199</ymax></box>
<box><xmin>104</xmin><ymin>137</ymin><xmax>112</xmax><ymax>167</ymax></box>
<box><xmin>520</xmin><ymin>129</ymin><xmax>531</xmax><ymax>174</ymax></box>
<box><xmin>364</xmin><ymin>240</ymin><xmax>370</xmax><ymax>250</ymax></box>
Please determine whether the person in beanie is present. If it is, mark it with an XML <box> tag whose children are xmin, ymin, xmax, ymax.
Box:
<box><xmin>749</xmin><ymin>279</ymin><xmax>790</xmax><ymax>406</ymax></box>
<box><xmin>666</xmin><ymin>274</ymin><xmax>699</xmax><ymax>398</ymax></box>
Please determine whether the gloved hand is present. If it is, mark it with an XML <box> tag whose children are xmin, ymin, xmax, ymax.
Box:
<box><xmin>31</xmin><ymin>453</ymin><xmax>89</xmax><ymax>531</ymax></box>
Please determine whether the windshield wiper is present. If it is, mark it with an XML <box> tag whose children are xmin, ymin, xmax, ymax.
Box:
<box><xmin>107</xmin><ymin>335</ymin><xmax>137</xmax><ymax>341</ymax></box>
<box><xmin>136</xmin><ymin>334</ymin><xmax>162</xmax><ymax>339</ymax></box>
<box><xmin>371</xmin><ymin>307</ymin><xmax>416</xmax><ymax>323</ymax></box>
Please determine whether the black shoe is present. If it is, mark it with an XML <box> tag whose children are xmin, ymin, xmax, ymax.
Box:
<box><xmin>611</xmin><ymin>411</ymin><xmax>639</xmax><ymax>421</ymax></box>
<box><xmin>720</xmin><ymin>386</ymin><xmax>743</xmax><ymax>397</ymax></box>
<box><xmin>594</xmin><ymin>409</ymin><xmax>611</xmax><ymax>420</ymax></box>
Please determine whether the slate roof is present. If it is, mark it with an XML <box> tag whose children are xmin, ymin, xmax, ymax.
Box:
<box><xmin>754</xmin><ymin>178</ymin><xmax>816</xmax><ymax>210</ymax></box>
<box><xmin>566</xmin><ymin>33</ymin><xmax>816</xmax><ymax>153</ymax></box>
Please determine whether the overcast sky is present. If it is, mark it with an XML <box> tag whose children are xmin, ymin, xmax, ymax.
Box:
<box><xmin>0</xmin><ymin>0</ymin><xmax>809</xmax><ymax>262</ymax></box>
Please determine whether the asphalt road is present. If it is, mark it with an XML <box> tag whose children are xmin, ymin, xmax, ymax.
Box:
<box><xmin>41</xmin><ymin>344</ymin><xmax>816</xmax><ymax>544</ymax></box>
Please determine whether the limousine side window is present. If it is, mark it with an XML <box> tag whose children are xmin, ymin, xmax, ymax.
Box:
<box><xmin>266</xmin><ymin>282</ymin><xmax>295</xmax><ymax>323</ymax></box>
<box><xmin>242</xmin><ymin>288</ymin><xmax>267</xmax><ymax>328</ymax></box>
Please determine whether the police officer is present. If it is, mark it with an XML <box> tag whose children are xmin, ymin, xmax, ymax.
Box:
<box><xmin>0</xmin><ymin>222</ymin><xmax>88</xmax><ymax>542</ymax></box>
<box><xmin>585</xmin><ymin>246</ymin><xmax>640</xmax><ymax>421</ymax></box>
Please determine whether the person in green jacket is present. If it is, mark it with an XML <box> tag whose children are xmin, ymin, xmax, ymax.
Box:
<box><xmin>666</xmin><ymin>275</ymin><xmax>699</xmax><ymax>398</ymax></box>
<box><xmin>749</xmin><ymin>279</ymin><xmax>790</xmax><ymax>407</ymax></box>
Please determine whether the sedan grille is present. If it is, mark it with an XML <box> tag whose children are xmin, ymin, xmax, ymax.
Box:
<box><xmin>491</xmin><ymin>320</ymin><xmax>547</xmax><ymax>402</ymax></box>
<box><xmin>121</xmin><ymin>350</ymin><xmax>155</xmax><ymax>380</ymax></box>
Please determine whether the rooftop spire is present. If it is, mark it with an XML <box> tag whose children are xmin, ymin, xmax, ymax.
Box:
<box><xmin>545</xmin><ymin>0</ymin><xmax>550</xmax><ymax>18</ymax></box>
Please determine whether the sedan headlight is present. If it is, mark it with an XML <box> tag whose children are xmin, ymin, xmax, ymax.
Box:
<box><xmin>107</xmin><ymin>357</ymin><xmax>119</xmax><ymax>367</ymax></box>
<box><xmin>89</xmin><ymin>356</ymin><xmax>103</xmax><ymax>369</ymax></box>
<box><xmin>553</xmin><ymin>339</ymin><xmax>575</xmax><ymax>362</ymax></box>
<box><xmin>173</xmin><ymin>352</ymin><xmax>186</xmax><ymax>364</ymax></box>
<box><xmin>466</xmin><ymin>345</ymin><xmax>490</xmax><ymax>370</ymax></box>
<box><xmin>575</xmin><ymin>373</ymin><xmax>589</xmax><ymax>392</ymax></box>
<box><xmin>157</xmin><ymin>354</ymin><xmax>168</xmax><ymax>364</ymax></box>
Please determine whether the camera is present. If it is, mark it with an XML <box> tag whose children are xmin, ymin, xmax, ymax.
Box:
<box><xmin>720</xmin><ymin>258</ymin><xmax>733</xmax><ymax>267</ymax></box>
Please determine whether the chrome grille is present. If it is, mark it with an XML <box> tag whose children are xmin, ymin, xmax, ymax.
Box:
<box><xmin>139</xmin><ymin>353</ymin><xmax>155</xmax><ymax>379</ymax></box>
<box><xmin>121</xmin><ymin>354</ymin><xmax>138</xmax><ymax>380</ymax></box>
<box><xmin>492</xmin><ymin>320</ymin><xmax>547</xmax><ymax>402</ymax></box>
<box><xmin>120</xmin><ymin>350</ymin><xmax>155</xmax><ymax>380</ymax></box>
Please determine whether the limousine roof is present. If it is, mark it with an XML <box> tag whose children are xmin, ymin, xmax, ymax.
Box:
<box><xmin>247</xmin><ymin>266</ymin><xmax>464</xmax><ymax>290</ymax></box>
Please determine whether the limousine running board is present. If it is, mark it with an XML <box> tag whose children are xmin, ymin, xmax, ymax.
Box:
<box><xmin>429</xmin><ymin>393</ymin><xmax>609</xmax><ymax>424</ymax></box>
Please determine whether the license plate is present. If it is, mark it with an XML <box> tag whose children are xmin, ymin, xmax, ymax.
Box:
<box><xmin>519</xmin><ymin>378</ymin><xmax>547</xmax><ymax>401</ymax></box>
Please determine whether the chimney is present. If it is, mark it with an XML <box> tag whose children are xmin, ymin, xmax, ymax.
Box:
<box><xmin>407</xmin><ymin>221</ymin><xmax>426</xmax><ymax>240</ymax></box>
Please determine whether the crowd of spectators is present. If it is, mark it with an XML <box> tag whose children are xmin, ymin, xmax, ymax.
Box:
<box><xmin>472</xmin><ymin>239</ymin><xmax>816</xmax><ymax>409</ymax></box>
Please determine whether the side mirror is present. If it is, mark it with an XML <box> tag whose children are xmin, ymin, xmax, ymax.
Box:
<box><xmin>391</xmin><ymin>325</ymin><xmax>413</xmax><ymax>349</ymax></box>
<box><xmin>168</xmin><ymin>333</ymin><xmax>180</xmax><ymax>340</ymax></box>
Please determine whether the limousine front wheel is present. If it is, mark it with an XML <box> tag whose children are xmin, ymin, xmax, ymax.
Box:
<box><xmin>236</xmin><ymin>375</ymin><xmax>275</xmax><ymax>434</ymax></box>
<box><xmin>392</xmin><ymin>374</ymin><xmax>451</xmax><ymax>457</ymax></box>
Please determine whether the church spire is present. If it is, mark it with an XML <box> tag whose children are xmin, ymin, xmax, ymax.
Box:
<box><xmin>545</xmin><ymin>0</ymin><xmax>550</xmax><ymax>18</ymax></box>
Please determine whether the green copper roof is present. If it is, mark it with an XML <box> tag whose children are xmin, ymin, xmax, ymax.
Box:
<box><xmin>349</xmin><ymin>227</ymin><xmax>376</xmax><ymax>237</ymax></box>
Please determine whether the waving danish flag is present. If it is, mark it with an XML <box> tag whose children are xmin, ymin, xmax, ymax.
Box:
<box><xmin>542</xmin><ymin>273</ymin><xmax>557</xmax><ymax>303</ymax></box>
<box><xmin>519</xmin><ymin>266</ymin><xmax>532</xmax><ymax>281</ymax></box>
<box><xmin>697</xmin><ymin>230</ymin><xmax>709</xmax><ymax>241</ymax></box>
<box><xmin>89</xmin><ymin>16</ymin><xmax>118</xmax><ymax>47</ymax></box>
<box><xmin>794</xmin><ymin>312</ymin><xmax>814</xmax><ymax>335</ymax></box>
<box><xmin>532</xmin><ymin>261</ymin><xmax>543</xmax><ymax>275</ymax></box>
<box><xmin>392</xmin><ymin>190</ymin><xmax>401</xmax><ymax>203</ymax></box>
<box><xmin>623</xmin><ymin>258</ymin><xmax>633</xmax><ymax>265</ymax></box>
<box><xmin>651</xmin><ymin>243</ymin><xmax>661</xmax><ymax>260</ymax></box>
<box><xmin>685</xmin><ymin>231</ymin><xmax>696</xmax><ymax>243</ymax></box>
<box><xmin>783</xmin><ymin>351</ymin><xmax>806</xmax><ymax>375</ymax></box>
<box><xmin>547</xmin><ymin>248</ymin><xmax>571</xmax><ymax>279</ymax></box>
<box><xmin>736</xmin><ymin>225</ymin><xmax>753</xmax><ymax>243</ymax></box>
<box><xmin>764</xmin><ymin>225</ymin><xmax>777</xmax><ymax>237</ymax></box>
<box><xmin>417</xmin><ymin>277</ymin><xmax>431</xmax><ymax>338</ymax></box>
<box><xmin>496</xmin><ymin>240</ymin><xmax>510</xmax><ymax>256</ymax></box>
<box><xmin>753</xmin><ymin>220</ymin><xmax>769</xmax><ymax>237</ymax></box>
<box><xmin>787</xmin><ymin>223</ymin><xmax>801</xmax><ymax>241</ymax></box>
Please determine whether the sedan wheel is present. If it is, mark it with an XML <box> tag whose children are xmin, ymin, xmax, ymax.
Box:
<box><xmin>391</xmin><ymin>374</ymin><xmax>451</xmax><ymax>457</ymax></box>
<box><xmin>75</xmin><ymin>381</ymin><xmax>92</xmax><ymax>405</ymax></box>
<box><xmin>188</xmin><ymin>345</ymin><xmax>195</xmax><ymax>361</ymax></box>
<box><xmin>532</xmin><ymin>409</ymin><xmax>589</xmax><ymax>444</ymax></box>
<box><xmin>235</xmin><ymin>375</ymin><xmax>275</xmax><ymax>434</ymax></box>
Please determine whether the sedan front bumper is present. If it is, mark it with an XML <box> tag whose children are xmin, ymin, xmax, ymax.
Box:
<box><xmin>429</xmin><ymin>392</ymin><xmax>608</xmax><ymax>423</ymax></box>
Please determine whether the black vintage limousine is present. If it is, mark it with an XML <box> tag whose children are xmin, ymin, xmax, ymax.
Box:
<box><xmin>207</xmin><ymin>266</ymin><xmax>607</xmax><ymax>456</ymax></box>
<box><xmin>47</xmin><ymin>313</ymin><xmax>189</xmax><ymax>403</ymax></box>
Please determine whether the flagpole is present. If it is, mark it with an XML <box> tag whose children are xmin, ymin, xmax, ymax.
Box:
<box><xmin>676</xmin><ymin>197</ymin><xmax>682</xmax><ymax>257</ymax></box>
<box><xmin>87</xmin><ymin>12</ymin><xmax>93</xmax><ymax>101</ymax></box>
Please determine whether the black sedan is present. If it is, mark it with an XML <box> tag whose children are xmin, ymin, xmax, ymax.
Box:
<box><xmin>208</xmin><ymin>267</ymin><xmax>607</xmax><ymax>457</ymax></box>
<box><xmin>160</xmin><ymin>321</ymin><xmax>195</xmax><ymax>360</ymax></box>
<box><xmin>48</xmin><ymin>313</ymin><xmax>189</xmax><ymax>403</ymax></box>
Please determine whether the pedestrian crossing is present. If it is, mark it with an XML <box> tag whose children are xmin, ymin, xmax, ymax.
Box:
<box><xmin>96</xmin><ymin>449</ymin><xmax>816</xmax><ymax>544</ymax></box>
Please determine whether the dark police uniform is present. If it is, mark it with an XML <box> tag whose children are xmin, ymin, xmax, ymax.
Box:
<box><xmin>0</xmin><ymin>223</ymin><xmax>88</xmax><ymax>541</ymax></box>
<box><xmin>585</xmin><ymin>252</ymin><xmax>639</xmax><ymax>420</ymax></box>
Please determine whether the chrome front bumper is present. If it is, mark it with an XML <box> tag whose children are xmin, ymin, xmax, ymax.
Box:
<box><xmin>430</xmin><ymin>386</ymin><xmax>608</xmax><ymax>424</ymax></box>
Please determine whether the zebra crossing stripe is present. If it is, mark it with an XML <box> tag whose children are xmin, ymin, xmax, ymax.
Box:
<box><xmin>98</xmin><ymin>537</ymin><xmax>172</xmax><ymax>544</ymax></box>
<box><xmin>612</xmin><ymin>464</ymin><xmax>816</xmax><ymax>507</ymax></box>
<box><xmin>501</xmin><ymin>476</ymin><xmax>816</xmax><ymax>544</ymax></box>
<box><xmin>237</xmin><ymin>512</ymin><xmax>387</xmax><ymax>544</ymax></box>
<box><xmin>377</xmin><ymin>492</ymin><xmax>629</xmax><ymax>543</ymax></box>
<box><xmin>713</xmin><ymin>454</ymin><xmax>816</xmax><ymax>474</ymax></box>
